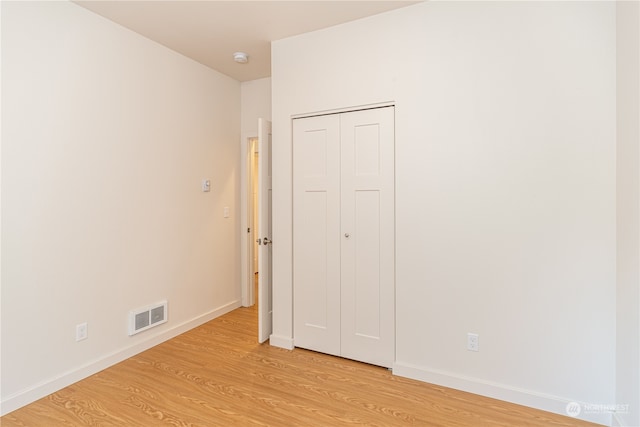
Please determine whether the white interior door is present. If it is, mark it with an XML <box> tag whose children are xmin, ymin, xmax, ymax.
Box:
<box><xmin>258</xmin><ymin>118</ymin><xmax>273</xmax><ymax>343</ymax></box>
<box><xmin>293</xmin><ymin>114</ymin><xmax>341</xmax><ymax>355</ymax></box>
<box><xmin>340</xmin><ymin>107</ymin><xmax>395</xmax><ymax>368</ymax></box>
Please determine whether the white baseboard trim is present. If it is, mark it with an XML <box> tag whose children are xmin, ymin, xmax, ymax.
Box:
<box><xmin>0</xmin><ymin>300</ymin><xmax>241</xmax><ymax>416</ymax></box>
<box><xmin>269</xmin><ymin>334</ymin><xmax>294</xmax><ymax>350</ymax></box>
<box><xmin>612</xmin><ymin>413</ymin><xmax>623</xmax><ymax>426</ymax></box>
<box><xmin>393</xmin><ymin>361</ymin><xmax>612</xmax><ymax>427</ymax></box>
<box><xmin>612</xmin><ymin>412</ymin><xmax>638</xmax><ymax>427</ymax></box>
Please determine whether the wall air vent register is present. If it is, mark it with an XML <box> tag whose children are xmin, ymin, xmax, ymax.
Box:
<box><xmin>128</xmin><ymin>301</ymin><xmax>168</xmax><ymax>336</ymax></box>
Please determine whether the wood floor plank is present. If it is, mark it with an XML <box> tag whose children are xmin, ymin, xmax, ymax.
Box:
<box><xmin>2</xmin><ymin>305</ymin><xmax>602</xmax><ymax>426</ymax></box>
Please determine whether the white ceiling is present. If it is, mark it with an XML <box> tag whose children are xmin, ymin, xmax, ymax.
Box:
<box><xmin>75</xmin><ymin>1</ymin><xmax>420</xmax><ymax>82</ymax></box>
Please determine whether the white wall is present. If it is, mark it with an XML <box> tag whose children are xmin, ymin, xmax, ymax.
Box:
<box><xmin>1</xmin><ymin>1</ymin><xmax>240</xmax><ymax>414</ymax></box>
<box><xmin>241</xmin><ymin>78</ymin><xmax>272</xmax><ymax>138</ymax></box>
<box><xmin>239</xmin><ymin>78</ymin><xmax>271</xmax><ymax>306</ymax></box>
<box><xmin>272</xmin><ymin>2</ymin><xmax>617</xmax><ymax>424</ymax></box>
<box><xmin>616</xmin><ymin>2</ymin><xmax>640</xmax><ymax>426</ymax></box>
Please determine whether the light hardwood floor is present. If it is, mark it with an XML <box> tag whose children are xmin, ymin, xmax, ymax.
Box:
<box><xmin>2</xmin><ymin>302</ymin><xmax>601</xmax><ymax>427</ymax></box>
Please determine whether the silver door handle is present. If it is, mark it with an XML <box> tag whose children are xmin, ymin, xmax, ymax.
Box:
<box><xmin>263</xmin><ymin>237</ymin><xmax>273</xmax><ymax>245</ymax></box>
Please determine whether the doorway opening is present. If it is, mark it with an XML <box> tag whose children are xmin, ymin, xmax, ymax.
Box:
<box><xmin>247</xmin><ymin>136</ymin><xmax>259</xmax><ymax>307</ymax></box>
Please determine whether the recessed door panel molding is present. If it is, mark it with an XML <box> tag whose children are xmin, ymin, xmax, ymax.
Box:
<box><xmin>354</xmin><ymin>124</ymin><xmax>381</xmax><ymax>176</ymax></box>
<box><xmin>354</xmin><ymin>190</ymin><xmax>381</xmax><ymax>339</ymax></box>
<box><xmin>303</xmin><ymin>129</ymin><xmax>329</xmax><ymax>178</ymax></box>
<box><xmin>293</xmin><ymin>106</ymin><xmax>394</xmax><ymax>368</ymax></box>
<box><xmin>301</xmin><ymin>191</ymin><xmax>329</xmax><ymax>329</ymax></box>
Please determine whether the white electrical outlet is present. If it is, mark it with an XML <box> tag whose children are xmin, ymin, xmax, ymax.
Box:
<box><xmin>467</xmin><ymin>333</ymin><xmax>479</xmax><ymax>352</ymax></box>
<box><xmin>76</xmin><ymin>322</ymin><xmax>88</xmax><ymax>342</ymax></box>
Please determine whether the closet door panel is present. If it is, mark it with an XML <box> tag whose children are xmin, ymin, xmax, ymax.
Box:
<box><xmin>293</xmin><ymin>114</ymin><xmax>341</xmax><ymax>356</ymax></box>
<box><xmin>340</xmin><ymin>107</ymin><xmax>395</xmax><ymax>368</ymax></box>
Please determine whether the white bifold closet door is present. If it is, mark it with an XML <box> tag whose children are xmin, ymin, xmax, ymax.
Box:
<box><xmin>293</xmin><ymin>106</ymin><xmax>395</xmax><ymax>368</ymax></box>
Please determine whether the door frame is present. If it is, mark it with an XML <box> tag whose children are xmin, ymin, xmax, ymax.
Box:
<box><xmin>241</xmin><ymin>135</ymin><xmax>258</xmax><ymax>307</ymax></box>
<box><xmin>291</xmin><ymin>101</ymin><xmax>396</xmax><ymax>120</ymax></box>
